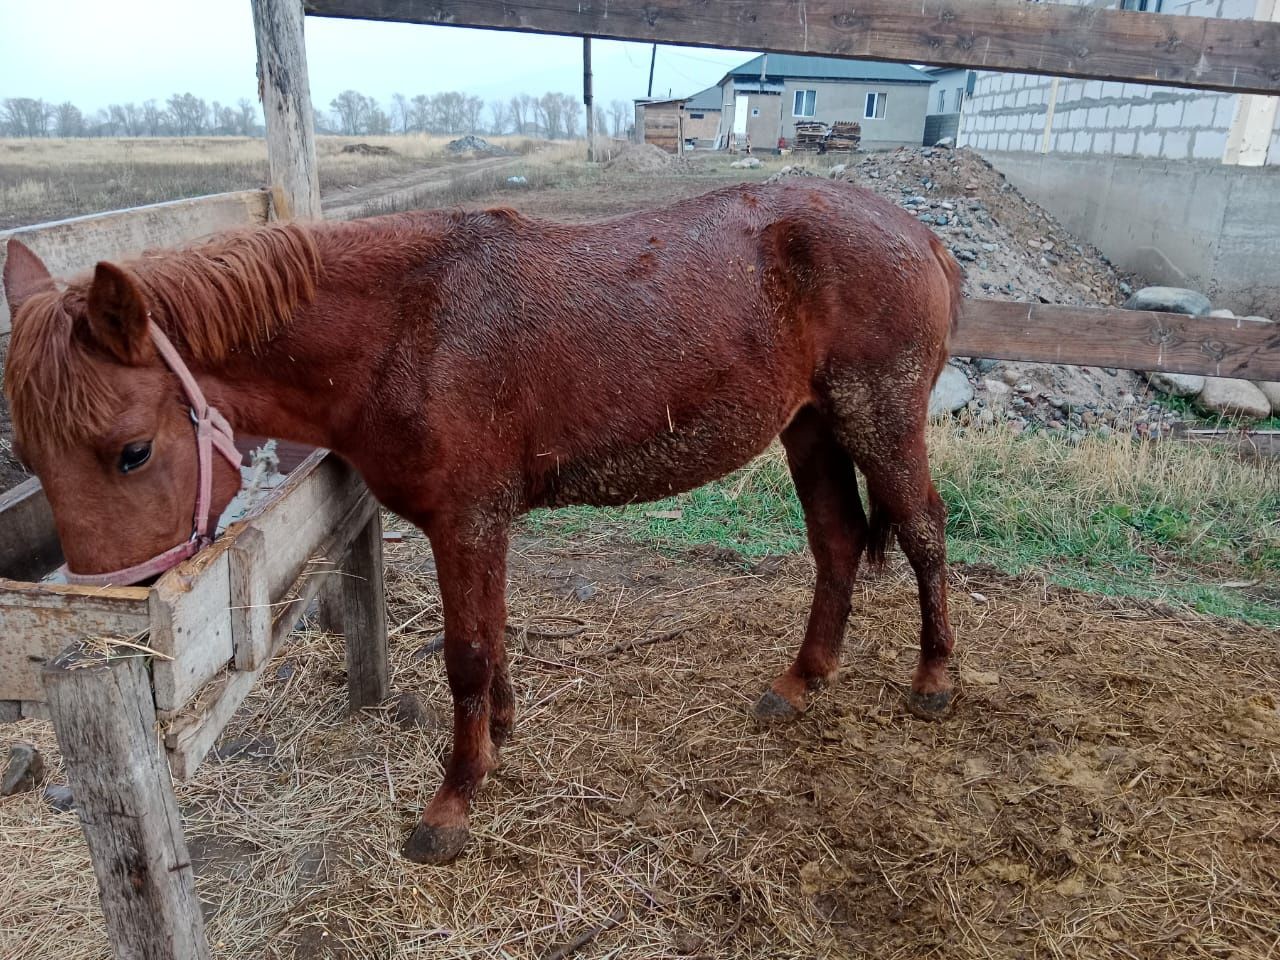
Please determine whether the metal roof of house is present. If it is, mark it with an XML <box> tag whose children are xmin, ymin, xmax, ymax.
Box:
<box><xmin>684</xmin><ymin>86</ymin><xmax>723</xmax><ymax>110</ymax></box>
<box><xmin>725</xmin><ymin>54</ymin><xmax>932</xmax><ymax>84</ymax></box>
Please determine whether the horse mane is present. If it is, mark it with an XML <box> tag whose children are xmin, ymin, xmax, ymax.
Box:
<box><xmin>5</xmin><ymin>223</ymin><xmax>322</xmax><ymax>449</ymax></box>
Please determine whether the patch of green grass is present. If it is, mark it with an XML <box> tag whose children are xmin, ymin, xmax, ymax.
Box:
<box><xmin>521</xmin><ymin>425</ymin><xmax>1280</xmax><ymax>628</ymax></box>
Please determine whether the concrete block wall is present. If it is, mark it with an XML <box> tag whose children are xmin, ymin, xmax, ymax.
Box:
<box><xmin>957</xmin><ymin>0</ymin><xmax>1279</xmax><ymax>165</ymax></box>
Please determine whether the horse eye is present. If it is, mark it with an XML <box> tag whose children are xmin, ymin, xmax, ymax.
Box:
<box><xmin>119</xmin><ymin>441</ymin><xmax>152</xmax><ymax>475</ymax></box>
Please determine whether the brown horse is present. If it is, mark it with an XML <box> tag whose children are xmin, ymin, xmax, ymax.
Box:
<box><xmin>3</xmin><ymin>178</ymin><xmax>961</xmax><ymax>863</ymax></box>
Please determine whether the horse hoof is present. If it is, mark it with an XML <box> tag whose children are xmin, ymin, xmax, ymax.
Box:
<box><xmin>907</xmin><ymin>689</ymin><xmax>954</xmax><ymax>721</ymax></box>
<box><xmin>753</xmin><ymin>688</ymin><xmax>802</xmax><ymax>723</ymax></box>
<box><xmin>402</xmin><ymin>822</ymin><xmax>471</xmax><ymax>864</ymax></box>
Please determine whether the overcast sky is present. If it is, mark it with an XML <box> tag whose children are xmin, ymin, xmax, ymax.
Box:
<box><xmin>1</xmin><ymin>0</ymin><xmax>752</xmax><ymax>118</ymax></box>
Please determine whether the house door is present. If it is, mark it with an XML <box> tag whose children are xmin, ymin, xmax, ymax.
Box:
<box><xmin>733</xmin><ymin>95</ymin><xmax>749</xmax><ymax>136</ymax></box>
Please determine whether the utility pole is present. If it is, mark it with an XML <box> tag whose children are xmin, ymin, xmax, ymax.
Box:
<box><xmin>584</xmin><ymin>36</ymin><xmax>595</xmax><ymax>162</ymax></box>
<box><xmin>647</xmin><ymin>43</ymin><xmax>657</xmax><ymax>98</ymax></box>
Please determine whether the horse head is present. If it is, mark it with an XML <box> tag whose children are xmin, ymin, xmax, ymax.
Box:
<box><xmin>3</xmin><ymin>239</ymin><xmax>242</xmax><ymax>584</ymax></box>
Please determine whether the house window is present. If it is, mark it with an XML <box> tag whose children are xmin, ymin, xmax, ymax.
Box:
<box><xmin>793</xmin><ymin>89</ymin><xmax>817</xmax><ymax>118</ymax></box>
<box><xmin>953</xmin><ymin>87</ymin><xmax>965</xmax><ymax>112</ymax></box>
<box><xmin>864</xmin><ymin>92</ymin><xmax>887</xmax><ymax>120</ymax></box>
<box><xmin>689</xmin><ymin>112</ymin><xmax>705</xmax><ymax>119</ymax></box>
<box><xmin>1120</xmin><ymin>0</ymin><xmax>1162</xmax><ymax>9</ymax></box>
<box><xmin>937</xmin><ymin>89</ymin><xmax>946</xmax><ymax>113</ymax></box>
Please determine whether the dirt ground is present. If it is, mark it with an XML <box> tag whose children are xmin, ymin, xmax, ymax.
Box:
<box><xmin>2</xmin><ymin>528</ymin><xmax>1277</xmax><ymax>959</ymax></box>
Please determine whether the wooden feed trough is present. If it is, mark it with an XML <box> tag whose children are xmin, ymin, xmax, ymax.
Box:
<box><xmin>0</xmin><ymin>450</ymin><xmax>388</xmax><ymax>958</ymax></box>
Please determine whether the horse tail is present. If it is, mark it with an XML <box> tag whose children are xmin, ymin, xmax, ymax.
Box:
<box><xmin>864</xmin><ymin>492</ymin><xmax>896</xmax><ymax>570</ymax></box>
<box><xmin>928</xmin><ymin>231</ymin><xmax>964</xmax><ymax>382</ymax></box>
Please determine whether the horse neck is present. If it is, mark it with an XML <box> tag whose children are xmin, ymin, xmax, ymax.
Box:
<box><xmin>195</xmin><ymin>217</ymin><xmax>441</xmax><ymax>451</ymax></box>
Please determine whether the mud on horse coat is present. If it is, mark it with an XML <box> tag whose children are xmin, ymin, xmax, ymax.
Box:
<box><xmin>3</xmin><ymin>178</ymin><xmax>962</xmax><ymax>863</ymax></box>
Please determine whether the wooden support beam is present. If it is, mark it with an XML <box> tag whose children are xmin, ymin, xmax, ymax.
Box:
<box><xmin>303</xmin><ymin>0</ymin><xmax>1280</xmax><ymax>96</ymax></box>
<box><xmin>320</xmin><ymin>508</ymin><xmax>390</xmax><ymax>712</ymax></box>
<box><xmin>953</xmin><ymin>301</ymin><xmax>1280</xmax><ymax>381</ymax></box>
<box><xmin>43</xmin><ymin>647</ymin><xmax>209</xmax><ymax>960</ymax></box>
<box><xmin>253</xmin><ymin>0</ymin><xmax>323</xmax><ymax>219</ymax></box>
<box><xmin>584</xmin><ymin>36</ymin><xmax>595</xmax><ymax>163</ymax></box>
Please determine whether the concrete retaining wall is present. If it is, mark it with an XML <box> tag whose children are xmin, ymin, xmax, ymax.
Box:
<box><xmin>987</xmin><ymin>152</ymin><xmax>1280</xmax><ymax>318</ymax></box>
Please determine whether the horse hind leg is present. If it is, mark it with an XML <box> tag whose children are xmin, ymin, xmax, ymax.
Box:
<box><xmin>754</xmin><ymin>406</ymin><xmax>868</xmax><ymax>722</ymax></box>
<box><xmin>828</xmin><ymin>380</ymin><xmax>956</xmax><ymax>720</ymax></box>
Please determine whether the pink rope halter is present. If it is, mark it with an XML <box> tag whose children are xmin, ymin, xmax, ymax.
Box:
<box><xmin>61</xmin><ymin>324</ymin><xmax>243</xmax><ymax>587</ymax></box>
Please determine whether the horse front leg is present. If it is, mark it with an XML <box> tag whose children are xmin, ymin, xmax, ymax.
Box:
<box><xmin>402</xmin><ymin>516</ymin><xmax>509</xmax><ymax>864</ymax></box>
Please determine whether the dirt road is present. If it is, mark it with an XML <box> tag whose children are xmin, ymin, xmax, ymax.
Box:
<box><xmin>321</xmin><ymin>153</ymin><xmax>522</xmax><ymax>220</ymax></box>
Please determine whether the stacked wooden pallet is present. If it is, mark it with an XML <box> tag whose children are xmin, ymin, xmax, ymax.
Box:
<box><xmin>790</xmin><ymin>120</ymin><xmax>861</xmax><ymax>152</ymax></box>
<box><xmin>826</xmin><ymin>120</ymin><xmax>861</xmax><ymax>151</ymax></box>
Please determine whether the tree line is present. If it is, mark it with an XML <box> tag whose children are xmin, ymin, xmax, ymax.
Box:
<box><xmin>2</xmin><ymin>90</ymin><xmax>636</xmax><ymax>140</ymax></box>
<box><xmin>324</xmin><ymin>90</ymin><xmax>633</xmax><ymax>140</ymax></box>
<box><xmin>1</xmin><ymin>94</ymin><xmax>259</xmax><ymax>138</ymax></box>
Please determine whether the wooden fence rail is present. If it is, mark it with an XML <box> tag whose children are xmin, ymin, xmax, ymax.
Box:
<box><xmin>0</xmin><ymin>190</ymin><xmax>273</xmax><ymax>334</ymax></box>
<box><xmin>303</xmin><ymin>0</ymin><xmax>1280</xmax><ymax>96</ymax></box>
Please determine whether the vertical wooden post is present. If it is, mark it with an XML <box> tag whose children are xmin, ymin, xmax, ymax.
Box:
<box><xmin>1040</xmin><ymin>77</ymin><xmax>1060</xmax><ymax>154</ymax></box>
<box><xmin>1224</xmin><ymin>0</ymin><xmax>1280</xmax><ymax>166</ymax></box>
<box><xmin>43</xmin><ymin>646</ymin><xmax>209</xmax><ymax>960</ymax></box>
<box><xmin>584</xmin><ymin>36</ymin><xmax>595</xmax><ymax>162</ymax></box>
<box><xmin>320</xmin><ymin>505</ymin><xmax>390</xmax><ymax>711</ymax></box>
<box><xmin>251</xmin><ymin>0</ymin><xmax>322</xmax><ymax>219</ymax></box>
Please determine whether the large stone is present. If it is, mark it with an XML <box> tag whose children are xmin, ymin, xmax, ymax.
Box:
<box><xmin>1194</xmin><ymin>378</ymin><xmax>1272</xmax><ymax>420</ymax></box>
<box><xmin>1146</xmin><ymin>371</ymin><xmax>1205</xmax><ymax>398</ymax></box>
<box><xmin>1122</xmin><ymin>286</ymin><xmax>1211</xmax><ymax>316</ymax></box>
<box><xmin>2</xmin><ymin>742</ymin><xmax>46</xmax><ymax>796</ymax></box>
<box><xmin>1253</xmin><ymin>381</ymin><xmax>1280</xmax><ymax>415</ymax></box>
<box><xmin>929</xmin><ymin>364</ymin><xmax>975</xmax><ymax>419</ymax></box>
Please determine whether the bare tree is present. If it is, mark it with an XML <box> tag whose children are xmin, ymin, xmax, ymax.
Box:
<box><xmin>463</xmin><ymin>95</ymin><xmax>484</xmax><ymax>134</ymax></box>
<box><xmin>330</xmin><ymin>90</ymin><xmax>372</xmax><ymax>135</ymax></box>
<box><xmin>166</xmin><ymin>93</ymin><xmax>209</xmax><ymax>135</ymax></box>
<box><xmin>54</xmin><ymin>102</ymin><xmax>84</xmax><ymax>137</ymax></box>
<box><xmin>232</xmin><ymin>98</ymin><xmax>255</xmax><ymax>135</ymax></box>
<box><xmin>142</xmin><ymin>100</ymin><xmax>166</xmax><ymax>135</ymax></box>
<box><xmin>391</xmin><ymin>93</ymin><xmax>410</xmax><ymax>134</ymax></box>
<box><xmin>487</xmin><ymin>99</ymin><xmax>508</xmax><ymax>135</ymax></box>
<box><xmin>608</xmin><ymin>99</ymin><xmax>628</xmax><ymax>137</ymax></box>
<box><xmin>2</xmin><ymin>98</ymin><xmax>53</xmax><ymax>137</ymax></box>
<box><xmin>564</xmin><ymin>95</ymin><xmax>583</xmax><ymax>138</ymax></box>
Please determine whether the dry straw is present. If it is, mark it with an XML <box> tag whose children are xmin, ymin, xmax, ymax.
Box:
<box><xmin>2</xmin><ymin>524</ymin><xmax>1278</xmax><ymax>958</ymax></box>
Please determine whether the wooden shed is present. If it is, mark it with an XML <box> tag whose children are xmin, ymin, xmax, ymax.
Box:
<box><xmin>633</xmin><ymin>97</ymin><xmax>684</xmax><ymax>154</ymax></box>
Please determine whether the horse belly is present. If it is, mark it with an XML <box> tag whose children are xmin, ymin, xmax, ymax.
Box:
<box><xmin>541</xmin><ymin>403</ymin><xmax>797</xmax><ymax>508</ymax></box>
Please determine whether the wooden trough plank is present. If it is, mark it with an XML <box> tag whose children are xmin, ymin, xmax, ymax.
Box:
<box><xmin>163</xmin><ymin>493</ymin><xmax>378</xmax><ymax>780</ymax></box>
<box><xmin>0</xmin><ymin>477</ymin><xmax>61</xmax><ymax>583</ymax></box>
<box><xmin>303</xmin><ymin>0</ymin><xmax>1280</xmax><ymax>96</ymax></box>
<box><xmin>149</xmin><ymin>451</ymin><xmax>366</xmax><ymax>712</ymax></box>
<box><xmin>0</xmin><ymin>189</ymin><xmax>271</xmax><ymax>334</ymax></box>
<box><xmin>953</xmin><ymin>301</ymin><xmax>1280</xmax><ymax>381</ymax></box>
<box><xmin>0</xmin><ymin>582</ymin><xmax>149</xmax><ymax>702</ymax></box>
<box><xmin>43</xmin><ymin>647</ymin><xmax>209</xmax><ymax>960</ymax></box>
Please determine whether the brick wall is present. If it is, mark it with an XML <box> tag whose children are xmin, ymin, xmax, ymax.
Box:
<box><xmin>957</xmin><ymin>0</ymin><xmax>1279</xmax><ymax>165</ymax></box>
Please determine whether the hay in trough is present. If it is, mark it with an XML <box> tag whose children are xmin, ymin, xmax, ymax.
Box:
<box><xmin>1</xmin><ymin>528</ymin><xmax>1278</xmax><ymax>958</ymax></box>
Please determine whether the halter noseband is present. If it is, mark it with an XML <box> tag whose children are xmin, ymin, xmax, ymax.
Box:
<box><xmin>61</xmin><ymin>324</ymin><xmax>243</xmax><ymax>587</ymax></box>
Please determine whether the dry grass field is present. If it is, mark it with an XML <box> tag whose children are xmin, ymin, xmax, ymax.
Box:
<box><xmin>0</xmin><ymin>134</ymin><xmax>548</xmax><ymax>229</ymax></box>
<box><xmin>0</xmin><ymin>138</ymin><xmax>1276</xmax><ymax>959</ymax></box>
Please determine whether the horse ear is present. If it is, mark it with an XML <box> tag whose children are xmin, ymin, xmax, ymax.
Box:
<box><xmin>85</xmin><ymin>262</ymin><xmax>154</xmax><ymax>365</ymax></box>
<box><xmin>3</xmin><ymin>239</ymin><xmax>56</xmax><ymax>316</ymax></box>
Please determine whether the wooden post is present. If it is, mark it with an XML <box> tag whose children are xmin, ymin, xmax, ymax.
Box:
<box><xmin>251</xmin><ymin>0</ymin><xmax>322</xmax><ymax>219</ymax></box>
<box><xmin>583</xmin><ymin>36</ymin><xmax>595</xmax><ymax>162</ymax></box>
<box><xmin>1040</xmin><ymin>77</ymin><xmax>1060</xmax><ymax>155</ymax></box>
<box><xmin>43</xmin><ymin>646</ymin><xmax>209</xmax><ymax>960</ymax></box>
<box><xmin>320</xmin><ymin>507</ymin><xmax>390</xmax><ymax>711</ymax></box>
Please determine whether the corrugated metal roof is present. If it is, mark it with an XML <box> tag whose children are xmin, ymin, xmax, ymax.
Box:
<box><xmin>684</xmin><ymin>86</ymin><xmax>723</xmax><ymax>110</ymax></box>
<box><xmin>727</xmin><ymin>54</ymin><xmax>931</xmax><ymax>84</ymax></box>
